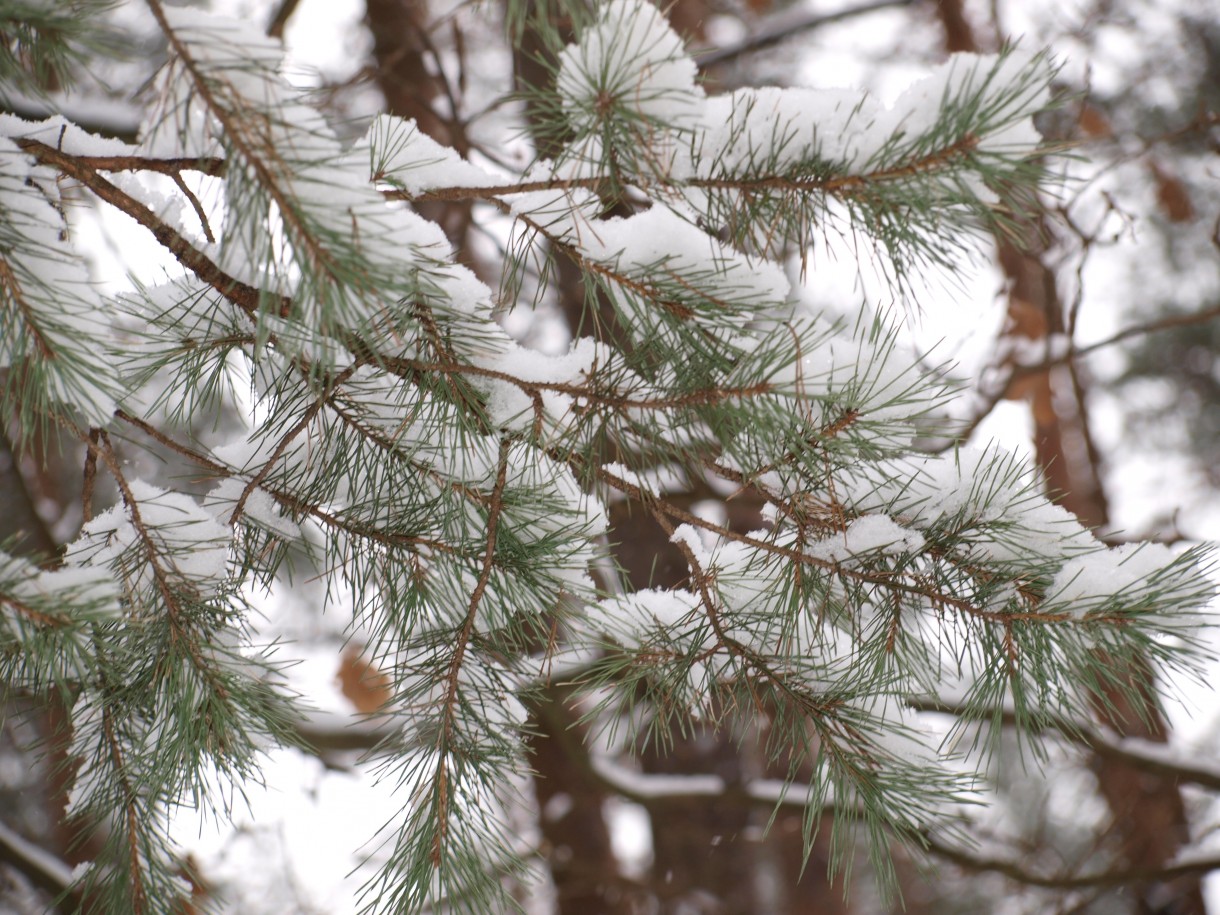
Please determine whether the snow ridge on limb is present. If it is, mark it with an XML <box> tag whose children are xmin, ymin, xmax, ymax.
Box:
<box><xmin>542</xmin><ymin>0</ymin><xmax>1053</xmax><ymax>272</ymax></box>
<box><xmin>142</xmin><ymin>5</ymin><xmax>506</xmax><ymax>366</ymax></box>
<box><xmin>0</xmin><ymin>138</ymin><xmax>118</xmax><ymax>427</ymax></box>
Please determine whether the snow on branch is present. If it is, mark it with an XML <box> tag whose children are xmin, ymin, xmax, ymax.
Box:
<box><xmin>0</xmin><ymin>138</ymin><xmax>118</xmax><ymax>425</ymax></box>
<box><xmin>3</xmin><ymin>0</ymin><xmax>1214</xmax><ymax>911</ymax></box>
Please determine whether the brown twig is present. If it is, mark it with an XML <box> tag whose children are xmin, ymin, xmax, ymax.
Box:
<box><xmin>18</xmin><ymin>137</ymin><xmax>282</xmax><ymax>317</ymax></box>
<box><xmin>431</xmin><ymin>436</ymin><xmax>511</xmax><ymax>865</ymax></box>
<box><xmin>170</xmin><ymin>171</ymin><xmax>215</xmax><ymax>243</ymax></box>
<box><xmin>694</xmin><ymin>0</ymin><xmax>916</xmax><ymax>70</ymax></box>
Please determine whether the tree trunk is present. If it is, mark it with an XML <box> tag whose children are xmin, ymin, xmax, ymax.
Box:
<box><xmin>934</xmin><ymin>3</ymin><xmax>1206</xmax><ymax>911</ymax></box>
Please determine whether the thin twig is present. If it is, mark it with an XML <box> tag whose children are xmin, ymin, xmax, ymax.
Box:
<box><xmin>170</xmin><ymin>171</ymin><xmax>215</xmax><ymax>243</ymax></box>
<box><xmin>0</xmin><ymin>819</ymin><xmax>75</xmax><ymax>903</ymax></box>
<box><xmin>431</xmin><ymin>436</ymin><xmax>512</xmax><ymax>865</ymax></box>
<box><xmin>694</xmin><ymin>0</ymin><xmax>917</xmax><ymax>70</ymax></box>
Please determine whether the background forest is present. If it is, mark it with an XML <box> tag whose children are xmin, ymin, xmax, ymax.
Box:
<box><xmin>2</xmin><ymin>0</ymin><xmax>1219</xmax><ymax>913</ymax></box>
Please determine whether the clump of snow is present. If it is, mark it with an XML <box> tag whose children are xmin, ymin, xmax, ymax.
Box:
<box><xmin>64</xmin><ymin>692</ymin><xmax>105</xmax><ymax>820</ymax></box>
<box><xmin>806</xmin><ymin>514</ymin><xmax>926</xmax><ymax>564</ymax></box>
<box><xmin>475</xmin><ymin>336</ymin><xmax>612</xmax><ymax>387</ymax></box>
<box><xmin>361</xmin><ymin>115</ymin><xmax>498</xmax><ymax>196</ymax></box>
<box><xmin>539</xmin><ymin>201</ymin><xmax>792</xmax><ymax>348</ymax></box>
<box><xmin>141</xmin><ymin>10</ymin><xmax>284</xmax><ymax>159</ymax></box>
<box><xmin>584</xmin><ymin>205</ymin><xmax>788</xmax><ymax>304</ymax></box>
<box><xmin>0</xmin><ymin>114</ymin><xmax>137</xmax><ymax>157</ymax></box>
<box><xmin>22</xmin><ymin>566</ymin><xmax>122</xmax><ymax>616</ymax></box>
<box><xmin>607</xmin><ymin>589</ymin><xmax>698</xmax><ymax>632</ymax></box>
<box><xmin>669</xmin><ymin>523</ymin><xmax>709</xmax><ymax>566</ymax></box>
<box><xmin>834</xmin><ymin>447</ymin><xmax>1095</xmax><ymax>561</ymax></box>
<box><xmin>1047</xmin><ymin>542</ymin><xmax>1185</xmax><ymax>617</ymax></box>
<box><xmin>205</xmin><ymin>478</ymin><xmax>301</xmax><ymax>539</ymax></box>
<box><xmin>586</xmin><ymin>588</ymin><xmax>708</xmax><ymax>655</ymax></box>
<box><xmin>556</xmin><ymin>0</ymin><xmax>704</xmax><ymax>136</ymax></box>
<box><xmin>601</xmin><ymin>462</ymin><xmax>690</xmax><ymax>501</ymax></box>
<box><xmin>1</xmin><ymin>552</ymin><xmax>122</xmax><ymax>623</ymax></box>
<box><xmin>689</xmin><ymin>87</ymin><xmax>884</xmax><ymax>179</ymax></box>
<box><xmin>0</xmin><ymin>138</ymin><xmax>118</xmax><ymax>424</ymax></box>
<box><xmin>66</xmin><ymin>480</ymin><xmax>233</xmax><ymax>600</ymax></box>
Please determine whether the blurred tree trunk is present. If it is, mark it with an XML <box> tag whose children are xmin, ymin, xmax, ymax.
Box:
<box><xmin>365</xmin><ymin>0</ymin><xmax>474</xmax><ymax>246</ymax></box>
<box><xmin>933</xmin><ymin>3</ymin><xmax>1206</xmax><ymax>912</ymax></box>
<box><xmin>0</xmin><ymin>427</ymin><xmax>100</xmax><ymax>913</ymax></box>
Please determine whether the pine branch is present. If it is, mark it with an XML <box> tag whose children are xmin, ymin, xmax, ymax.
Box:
<box><xmin>911</xmin><ymin>697</ymin><xmax>1220</xmax><ymax>792</ymax></box>
<box><xmin>430</xmin><ymin>437</ymin><xmax>512</xmax><ymax>866</ymax></box>
<box><xmin>1046</xmin><ymin>304</ymin><xmax>1220</xmax><ymax>364</ymax></box>
<box><xmin>590</xmin><ymin>461</ymin><xmax>1086</xmax><ymax>629</ymax></box>
<box><xmin>6</xmin><ymin>4</ymin><xmax>1211</xmax><ymax>910</ymax></box>
<box><xmin>17</xmin><ymin>137</ymin><xmax>281</xmax><ymax>316</ymax></box>
<box><xmin>143</xmin><ymin>0</ymin><xmax>336</xmax><ymax>284</ymax></box>
<box><xmin>114</xmin><ymin>409</ymin><xmax>471</xmax><ymax>559</ymax></box>
<box><xmin>226</xmin><ymin>365</ymin><xmax>357</xmax><ymax>527</ymax></box>
<box><xmin>377</xmin><ymin>133</ymin><xmax>990</xmax><ymax>204</ymax></box>
<box><xmin>10</xmin><ymin>143</ymin><xmax>226</xmax><ymax>177</ymax></box>
<box><xmin>384</xmin><ymin>356</ymin><xmax>774</xmax><ymax>411</ymax></box>
<box><xmin>101</xmin><ymin>703</ymin><xmax>151</xmax><ymax>915</ymax></box>
<box><xmin>588</xmin><ymin>754</ymin><xmax>1220</xmax><ymax>893</ymax></box>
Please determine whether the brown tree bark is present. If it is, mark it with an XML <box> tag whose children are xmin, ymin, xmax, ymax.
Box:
<box><xmin>932</xmin><ymin>3</ymin><xmax>1206</xmax><ymax>912</ymax></box>
<box><xmin>0</xmin><ymin>427</ymin><xmax>102</xmax><ymax>913</ymax></box>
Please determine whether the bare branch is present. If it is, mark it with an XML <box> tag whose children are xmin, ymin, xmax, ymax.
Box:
<box><xmin>921</xmin><ymin>832</ymin><xmax>1220</xmax><ymax>891</ymax></box>
<box><xmin>586</xmin><ymin>756</ymin><xmax>1220</xmax><ymax>892</ymax></box>
<box><xmin>1069</xmin><ymin>305</ymin><xmax>1220</xmax><ymax>360</ymax></box>
<box><xmin>0</xmin><ymin>819</ymin><xmax>74</xmax><ymax>902</ymax></box>
<box><xmin>694</xmin><ymin>0</ymin><xmax>918</xmax><ymax>71</ymax></box>
<box><xmin>17</xmin><ymin>137</ymin><xmax>282</xmax><ymax>316</ymax></box>
<box><xmin>910</xmin><ymin>697</ymin><xmax>1220</xmax><ymax>792</ymax></box>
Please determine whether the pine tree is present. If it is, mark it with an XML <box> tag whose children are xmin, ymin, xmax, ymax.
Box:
<box><xmin>0</xmin><ymin>1</ymin><xmax>1213</xmax><ymax>912</ymax></box>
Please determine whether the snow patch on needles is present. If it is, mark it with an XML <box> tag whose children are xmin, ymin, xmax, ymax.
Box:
<box><xmin>361</xmin><ymin>115</ymin><xmax>499</xmax><ymax>197</ymax></box>
<box><xmin>806</xmin><ymin>514</ymin><xmax>926</xmax><ymax>565</ymax></box>
<box><xmin>1047</xmin><ymin>542</ymin><xmax>1194</xmax><ymax>618</ymax></box>
<box><xmin>0</xmin><ymin>138</ymin><xmax>118</xmax><ymax>424</ymax></box>
<box><xmin>557</xmin><ymin>0</ymin><xmax>704</xmax><ymax>136</ymax></box>
<box><xmin>67</xmin><ymin>481</ymin><xmax>233</xmax><ymax>599</ymax></box>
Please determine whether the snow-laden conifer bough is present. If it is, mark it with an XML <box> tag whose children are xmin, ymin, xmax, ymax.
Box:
<box><xmin>0</xmin><ymin>0</ymin><xmax>1213</xmax><ymax>912</ymax></box>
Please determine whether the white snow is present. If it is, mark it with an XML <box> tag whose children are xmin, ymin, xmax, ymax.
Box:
<box><xmin>805</xmin><ymin>513</ymin><xmax>926</xmax><ymax>564</ymax></box>
<box><xmin>66</xmin><ymin>480</ymin><xmax>233</xmax><ymax>600</ymax></box>
<box><xmin>0</xmin><ymin>113</ymin><xmax>137</xmax><ymax>156</ymax></box>
<box><xmin>1047</xmin><ymin>541</ymin><xmax>1187</xmax><ymax>617</ymax></box>
<box><xmin>556</xmin><ymin>0</ymin><xmax>704</xmax><ymax>136</ymax></box>
<box><xmin>361</xmin><ymin>115</ymin><xmax>499</xmax><ymax>196</ymax></box>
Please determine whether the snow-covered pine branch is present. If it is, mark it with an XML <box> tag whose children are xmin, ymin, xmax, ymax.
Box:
<box><xmin>0</xmin><ymin>0</ymin><xmax>1212</xmax><ymax>912</ymax></box>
